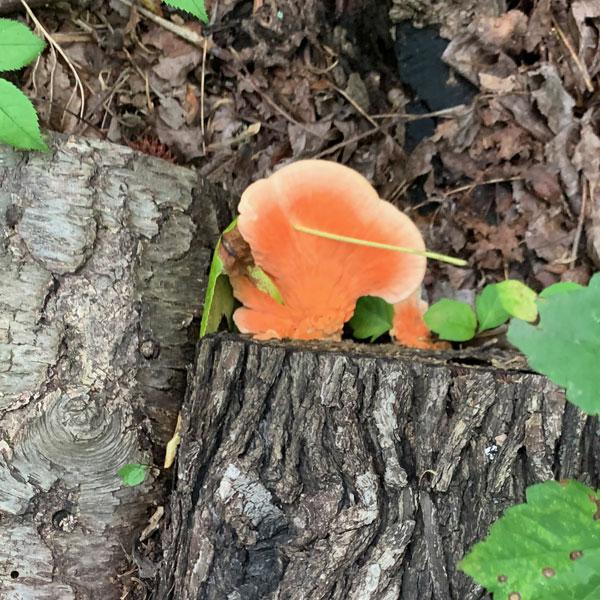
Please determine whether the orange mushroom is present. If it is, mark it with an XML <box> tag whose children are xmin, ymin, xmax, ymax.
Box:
<box><xmin>391</xmin><ymin>292</ymin><xmax>449</xmax><ymax>350</ymax></box>
<box><xmin>225</xmin><ymin>160</ymin><xmax>428</xmax><ymax>341</ymax></box>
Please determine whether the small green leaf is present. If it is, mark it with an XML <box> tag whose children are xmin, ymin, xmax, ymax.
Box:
<box><xmin>348</xmin><ymin>296</ymin><xmax>394</xmax><ymax>342</ymax></box>
<box><xmin>118</xmin><ymin>463</ymin><xmax>148</xmax><ymax>487</ymax></box>
<box><xmin>459</xmin><ymin>480</ymin><xmax>600</xmax><ymax>600</ymax></box>
<box><xmin>475</xmin><ymin>284</ymin><xmax>510</xmax><ymax>333</ymax></box>
<box><xmin>199</xmin><ymin>220</ymin><xmax>237</xmax><ymax>338</ymax></box>
<box><xmin>424</xmin><ymin>299</ymin><xmax>477</xmax><ymax>342</ymax></box>
<box><xmin>162</xmin><ymin>0</ymin><xmax>208</xmax><ymax>23</ymax></box>
<box><xmin>247</xmin><ymin>265</ymin><xmax>284</xmax><ymax>305</ymax></box>
<box><xmin>539</xmin><ymin>281</ymin><xmax>584</xmax><ymax>299</ymax></box>
<box><xmin>0</xmin><ymin>78</ymin><xmax>47</xmax><ymax>151</ymax></box>
<box><xmin>0</xmin><ymin>19</ymin><xmax>45</xmax><ymax>71</ymax></box>
<box><xmin>507</xmin><ymin>273</ymin><xmax>600</xmax><ymax>414</ymax></box>
<box><xmin>495</xmin><ymin>279</ymin><xmax>538</xmax><ymax>322</ymax></box>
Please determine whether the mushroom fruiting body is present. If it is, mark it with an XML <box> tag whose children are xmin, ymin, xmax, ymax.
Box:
<box><xmin>391</xmin><ymin>292</ymin><xmax>448</xmax><ymax>350</ymax></box>
<box><xmin>226</xmin><ymin>160</ymin><xmax>427</xmax><ymax>341</ymax></box>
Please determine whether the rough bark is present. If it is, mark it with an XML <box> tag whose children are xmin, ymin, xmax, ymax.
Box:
<box><xmin>0</xmin><ymin>136</ymin><xmax>233</xmax><ymax>599</ymax></box>
<box><xmin>156</xmin><ymin>334</ymin><xmax>599</xmax><ymax>600</ymax></box>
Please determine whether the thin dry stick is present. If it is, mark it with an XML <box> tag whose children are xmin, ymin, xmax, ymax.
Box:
<box><xmin>312</xmin><ymin>104</ymin><xmax>466</xmax><ymax>160</ymax></box>
<box><xmin>311</xmin><ymin>126</ymin><xmax>381</xmax><ymax>159</ymax></box>
<box><xmin>445</xmin><ymin>176</ymin><xmax>523</xmax><ymax>196</ymax></box>
<box><xmin>568</xmin><ymin>177</ymin><xmax>588</xmax><ymax>267</ymax></box>
<box><xmin>206</xmin><ymin>122</ymin><xmax>261</xmax><ymax>151</ymax></box>
<box><xmin>116</xmin><ymin>0</ymin><xmax>213</xmax><ymax>49</ymax></box>
<box><xmin>21</xmin><ymin>0</ymin><xmax>86</xmax><ymax>119</ymax></box>
<box><xmin>552</xmin><ymin>16</ymin><xmax>594</xmax><ymax>93</ymax></box>
<box><xmin>332</xmin><ymin>84</ymin><xmax>378</xmax><ymax>128</ymax></box>
<box><xmin>372</xmin><ymin>105</ymin><xmax>468</xmax><ymax>121</ymax></box>
<box><xmin>200</xmin><ymin>37</ymin><xmax>208</xmax><ymax>154</ymax></box>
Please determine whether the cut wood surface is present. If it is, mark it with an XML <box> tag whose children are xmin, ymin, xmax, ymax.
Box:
<box><xmin>0</xmin><ymin>136</ymin><xmax>233</xmax><ymax>599</ymax></box>
<box><xmin>156</xmin><ymin>334</ymin><xmax>599</xmax><ymax>600</ymax></box>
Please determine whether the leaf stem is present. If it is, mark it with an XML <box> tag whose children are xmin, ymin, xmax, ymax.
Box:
<box><xmin>292</xmin><ymin>224</ymin><xmax>468</xmax><ymax>267</ymax></box>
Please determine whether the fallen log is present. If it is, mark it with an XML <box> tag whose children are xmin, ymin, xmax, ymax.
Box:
<box><xmin>0</xmin><ymin>135</ymin><xmax>233</xmax><ymax>599</ymax></box>
<box><xmin>155</xmin><ymin>334</ymin><xmax>598</xmax><ymax>600</ymax></box>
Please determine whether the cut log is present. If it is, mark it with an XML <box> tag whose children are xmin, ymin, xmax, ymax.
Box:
<box><xmin>0</xmin><ymin>136</ymin><xmax>233</xmax><ymax>599</ymax></box>
<box><xmin>155</xmin><ymin>334</ymin><xmax>598</xmax><ymax>600</ymax></box>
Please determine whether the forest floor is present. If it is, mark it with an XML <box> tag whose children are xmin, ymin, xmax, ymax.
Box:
<box><xmin>9</xmin><ymin>0</ymin><xmax>600</xmax><ymax>595</ymax></box>
<box><xmin>19</xmin><ymin>0</ymin><xmax>599</xmax><ymax>307</ymax></box>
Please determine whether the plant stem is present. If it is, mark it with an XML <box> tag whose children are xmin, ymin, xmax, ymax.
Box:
<box><xmin>292</xmin><ymin>224</ymin><xmax>468</xmax><ymax>267</ymax></box>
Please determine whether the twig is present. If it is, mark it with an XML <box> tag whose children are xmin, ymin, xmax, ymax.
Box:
<box><xmin>206</xmin><ymin>122</ymin><xmax>261</xmax><ymax>152</ymax></box>
<box><xmin>311</xmin><ymin>126</ymin><xmax>382</xmax><ymax>159</ymax></box>
<box><xmin>332</xmin><ymin>84</ymin><xmax>378</xmax><ymax>128</ymax></box>
<box><xmin>552</xmin><ymin>15</ymin><xmax>594</xmax><ymax>93</ymax></box>
<box><xmin>116</xmin><ymin>0</ymin><xmax>213</xmax><ymax>49</ymax></box>
<box><xmin>21</xmin><ymin>0</ymin><xmax>85</xmax><ymax>119</ymax></box>
<box><xmin>200</xmin><ymin>36</ymin><xmax>208</xmax><ymax>154</ymax></box>
<box><xmin>568</xmin><ymin>176</ymin><xmax>588</xmax><ymax>267</ymax></box>
<box><xmin>52</xmin><ymin>32</ymin><xmax>94</xmax><ymax>43</ymax></box>
<box><xmin>371</xmin><ymin>105</ymin><xmax>468</xmax><ymax>122</ymax></box>
<box><xmin>444</xmin><ymin>176</ymin><xmax>523</xmax><ymax>196</ymax></box>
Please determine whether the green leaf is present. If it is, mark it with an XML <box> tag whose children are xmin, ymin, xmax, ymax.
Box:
<box><xmin>539</xmin><ymin>281</ymin><xmax>584</xmax><ymax>299</ymax></box>
<box><xmin>117</xmin><ymin>463</ymin><xmax>148</xmax><ymax>487</ymax></box>
<box><xmin>423</xmin><ymin>299</ymin><xmax>477</xmax><ymax>342</ymax></box>
<box><xmin>162</xmin><ymin>0</ymin><xmax>208</xmax><ymax>23</ymax></box>
<box><xmin>247</xmin><ymin>265</ymin><xmax>284</xmax><ymax>305</ymax></box>
<box><xmin>475</xmin><ymin>284</ymin><xmax>510</xmax><ymax>333</ymax></box>
<box><xmin>348</xmin><ymin>296</ymin><xmax>394</xmax><ymax>342</ymax></box>
<box><xmin>495</xmin><ymin>280</ymin><xmax>538</xmax><ymax>322</ymax></box>
<box><xmin>507</xmin><ymin>274</ymin><xmax>600</xmax><ymax>414</ymax></box>
<box><xmin>199</xmin><ymin>219</ymin><xmax>237</xmax><ymax>337</ymax></box>
<box><xmin>0</xmin><ymin>78</ymin><xmax>47</xmax><ymax>151</ymax></box>
<box><xmin>459</xmin><ymin>480</ymin><xmax>600</xmax><ymax>600</ymax></box>
<box><xmin>0</xmin><ymin>19</ymin><xmax>45</xmax><ymax>71</ymax></box>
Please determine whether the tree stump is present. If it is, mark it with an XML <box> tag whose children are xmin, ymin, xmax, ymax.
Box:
<box><xmin>155</xmin><ymin>334</ymin><xmax>598</xmax><ymax>600</ymax></box>
<box><xmin>0</xmin><ymin>136</ymin><xmax>232</xmax><ymax>599</ymax></box>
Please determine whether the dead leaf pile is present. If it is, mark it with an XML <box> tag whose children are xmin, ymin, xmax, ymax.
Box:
<box><xmin>20</xmin><ymin>0</ymin><xmax>600</xmax><ymax>302</ymax></box>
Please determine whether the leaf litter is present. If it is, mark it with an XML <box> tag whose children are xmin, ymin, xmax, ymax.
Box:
<box><xmin>14</xmin><ymin>0</ymin><xmax>600</xmax><ymax>319</ymax></box>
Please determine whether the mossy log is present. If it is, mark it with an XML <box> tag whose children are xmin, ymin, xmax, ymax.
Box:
<box><xmin>155</xmin><ymin>334</ymin><xmax>599</xmax><ymax>600</ymax></box>
<box><xmin>0</xmin><ymin>136</ymin><xmax>232</xmax><ymax>599</ymax></box>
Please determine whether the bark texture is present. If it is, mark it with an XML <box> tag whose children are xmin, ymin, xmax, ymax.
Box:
<box><xmin>0</xmin><ymin>136</ymin><xmax>232</xmax><ymax>599</ymax></box>
<box><xmin>156</xmin><ymin>334</ymin><xmax>600</xmax><ymax>600</ymax></box>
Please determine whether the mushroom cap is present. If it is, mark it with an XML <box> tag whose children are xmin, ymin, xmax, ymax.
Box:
<box><xmin>390</xmin><ymin>292</ymin><xmax>436</xmax><ymax>349</ymax></box>
<box><xmin>231</xmin><ymin>160</ymin><xmax>427</xmax><ymax>340</ymax></box>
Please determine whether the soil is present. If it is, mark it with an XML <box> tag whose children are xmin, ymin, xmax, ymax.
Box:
<box><xmin>6</xmin><ymin>0</ymin><xmax>600</xmax><ymax>595</ymax></box>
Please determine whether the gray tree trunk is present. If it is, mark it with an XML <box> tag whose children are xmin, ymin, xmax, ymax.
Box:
<box><xmin>155</xmin><ymin>334</ymin><xmax>599</xmax><ymax>600</ymax></box>
<box><xmin>0</xmin><ymin>136</ymin><xmax>232</xmax><ymax>599</ymax></box>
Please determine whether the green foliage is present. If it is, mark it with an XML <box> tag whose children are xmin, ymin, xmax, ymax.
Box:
<box><xmin>539</xmin><ymin>281</ymin><xmax>583</xmax><ymax>299</ymax></box>
<box><xmin>117</xmin><ymin>463</ymin><xmax>148</xmax><ymax>487</ymax></box>
<box><xmin>507</xmin><ymin>274</ymin><xmax>600</xmax><ymax>415</ymax></box>
<box><xmin>0</xmin><ymin>19</ymin><xmax>46</xmax><ymax>70</ymax></box>
<box><xmin>247</xmin><ymin>265</ymin><xmax>283</xmax><ymax>305</ymax></box>
<box><xmin>475</xmin><ymin>284</ymin><xmax>510</xmax><ymax>333</ymax></box>
<box><xmin>423</xmin><ymin>298</ymin><xmax>477</xmax><ymax>342</ymax></box>
<box><xmin>495</xmin><ymin>279</ymin><xmax>538</xmax><ymax>322</ymax></box>
<box><xmin>348</xmin><ymin>296</ymin><xmax>394</xmax><ymax>342</ymax></box>
<box><xmin>199</xmin><ymin>220</ymin><xmax>237</xmax><ymax>337</ymax></box>
<box><xmin>162</xmin><ymin>0</ymin><xmax>208</xmax><ymax>23</ymax></box>
<box><xmin>460</xmin><ymin>480</ymin><xmax>600</xmax><ymax>600</ymax></box>
<box><xmin>0</xmin><ymin>20</ymin><xmax>46</xmax><ymax>151</ymax></box>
